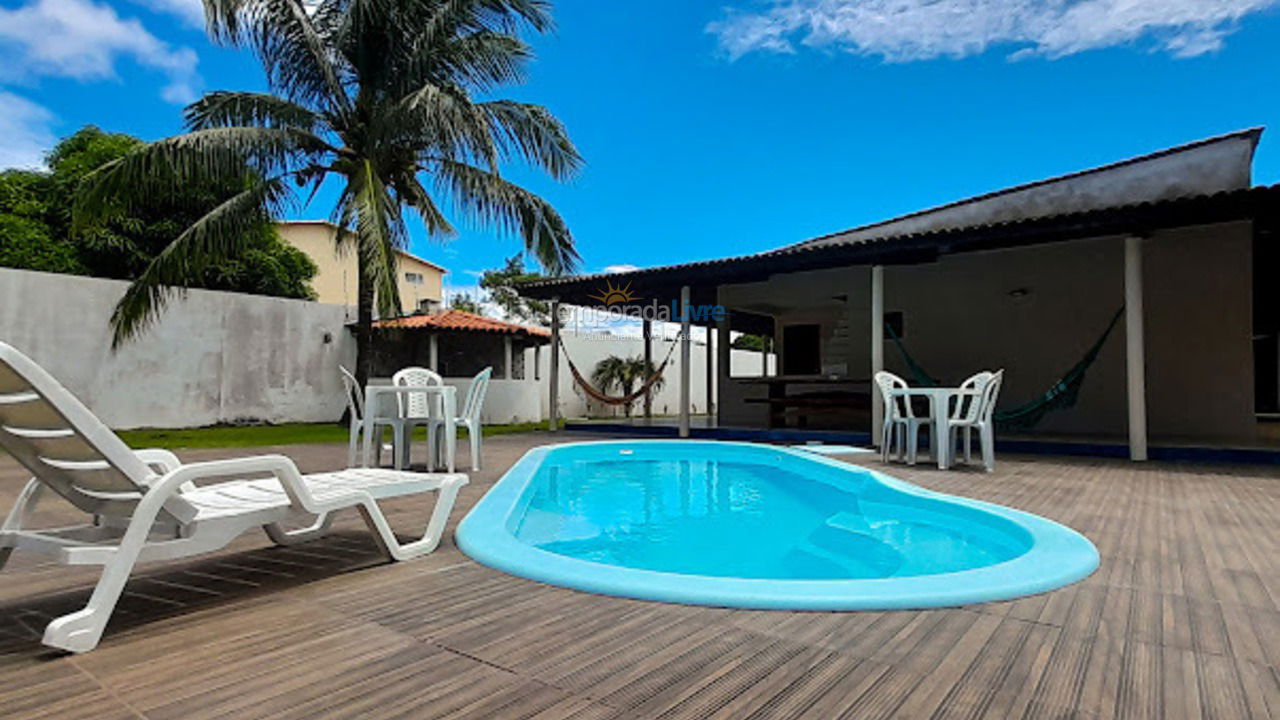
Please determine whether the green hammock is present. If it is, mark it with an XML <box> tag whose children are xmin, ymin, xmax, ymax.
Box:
<box><xmin>884</xmin><ymin>308</ymin><xmax>1125</xmax><ymax>431</ymax></box>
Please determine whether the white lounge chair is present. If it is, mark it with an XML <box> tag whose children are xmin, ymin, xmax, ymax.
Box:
<box><xmin>0</xmin><ymin>341</ymin><xmax>467</xmax><ymax>653</ymax></box>
<box><xmin>430</xmin><ymin>367</ymin><xmax>492</xmax><ymax>471</ymax></box>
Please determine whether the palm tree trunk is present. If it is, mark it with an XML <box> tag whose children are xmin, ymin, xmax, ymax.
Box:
<box><xmin>355</xmin><ymin>263</ymin><xmax>375</xmax><ymax>389</ymax></box>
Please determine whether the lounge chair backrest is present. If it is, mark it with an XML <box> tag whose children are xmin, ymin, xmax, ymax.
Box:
<box><xmin>339</xmin><ymin>365</ymin><xmax>364</xmax><ymax>421</ymax></box>
<box><xmin>979</xmin><ymin>369</ymin><xmax>1004</xmax><ymax>424</ymax></box>
<box><xmin>0</xmin><ymin>342</ymin><xmax>197</xmax><ymax>523</ymax></box>
<box><xmin>950</xmin><ymin>371</ymin><xmax>994</xmax><ymax>423</ymax></box>
<box><xmin>461</xmin><ymin>367</ymin><xmax>492</xmax><ymax>422</ymax></box>
<box><xmin>874</xmin><ymin>370</ymin><xmax>914</xmax><ymax>420</ymax></box>
<box><xmin>392</xmin><ymin>367</ymin><xmax>442</xmax><ymax>418</ymax></box>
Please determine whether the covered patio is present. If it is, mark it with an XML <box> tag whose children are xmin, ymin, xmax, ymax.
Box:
<box><xmin>519</xmin><ymin>130</ymin><xmax>1280</xmax><ymax>461</ymax></box>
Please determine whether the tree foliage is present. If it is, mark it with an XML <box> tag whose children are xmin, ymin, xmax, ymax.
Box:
<box><xmin>450</xmin><ymin>292</ymin><xmax>481</xmax><ymax>313</ymax></box>
<box><xmin>590</xmin><ymin>355</ymin><xmax>664</xmax><ymax>417</ymax></box>
<box><xmin>731</xmin><ymin>333</ymin><xmax>772</xmax><ymax>352</ymax></box>
<box><xmin>0</xmin><ymin>126</ymin><xmax>316</xmax><ymax>306</ymax></box>
<box><xmin>479</xmin><ymin>254</ymin><xmax>553</xmax><ymax>323</ymax></box>
<box><xmin>75</xmin><ymin>0</ymin><xmax>581</xmax><ymax>382</ymax></box>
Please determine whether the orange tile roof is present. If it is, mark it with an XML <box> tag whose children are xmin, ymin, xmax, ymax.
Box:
<box><xmin>373</xmin><ymin>309</ymin><xmax>551</xmax><ymax>339</ymax></box>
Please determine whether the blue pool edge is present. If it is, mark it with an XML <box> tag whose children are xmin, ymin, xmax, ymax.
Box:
<box><xmin>456</xmin><ymin>440</ymin><xmax>1100</xmax><ymax>611</ymax></box>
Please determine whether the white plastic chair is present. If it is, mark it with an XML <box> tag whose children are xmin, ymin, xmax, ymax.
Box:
<box><xmin>391</xmin><ymin>366</ymin><xmax>443</xmax><ymax>468</ymax></box>
<box><xmin>0</xmin><ymin>341</ymin><xmax>467</xmax><ymax>653</ymax></box>
<box><xmin>943</xmin><ymin>370</ymin><xmax>998</xmax><ymax>471</ymax></box>
<box><xmin>339</xmin><ymin>365</ymin><xmax>404</xmax><ymax>468</ymax></box>
<box><xmin>431</xmin><ymin>367</ymin><xmax>492</xmax><ymax>471</ymax></box>
<box><xmin>874</xmin><ymin>371</ymin><xmax>931</xmax><ymax>464</ymax></box>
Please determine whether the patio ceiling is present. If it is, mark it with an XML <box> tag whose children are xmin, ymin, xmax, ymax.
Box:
<box><xmin>517</xmin><ymin>184</ymin><xmax>1280</xmax><ymax>331</ymax></box>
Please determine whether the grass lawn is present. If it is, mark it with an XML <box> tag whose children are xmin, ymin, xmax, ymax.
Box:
<box><xmin>118</xmin><ymin>420</ymin><xmax>551</xmax><ymax>450</ymax></box>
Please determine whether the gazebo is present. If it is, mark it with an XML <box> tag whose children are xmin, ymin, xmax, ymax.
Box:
<box><xmin>370</xmin><ymin>309</ymin><xmax>550</xmax><ymax>380</ymax></box>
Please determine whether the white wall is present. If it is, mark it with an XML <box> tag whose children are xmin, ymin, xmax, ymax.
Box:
<box><xmin>447</xmin><ymin>377</ymin><xmax>540</xmax><ymax>425</ymax></box>
<box><xmin>0</xmin><ymin>267</ymin><xmax>354</xmax><ymax>429</ymax></box>
<box><xmin>541</xmin><ymin>332</ymin><xmax>774</xmax><ymax>420</ymax></box>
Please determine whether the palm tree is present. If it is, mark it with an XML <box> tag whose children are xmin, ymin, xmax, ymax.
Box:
<box><xmin>590</xmin><ymin>355</ymin><xmax>665</xmax><ymax>418</ymax></box>
<box><xmin>75</xmin><ymin>0</ymin><xmax>582</xmax><ymax>387</ymax></box>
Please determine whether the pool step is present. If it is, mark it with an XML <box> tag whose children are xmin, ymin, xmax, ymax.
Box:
<box><xmin>794</xmin><ymin>513</ymin><xmax>904</xmax><ymax>578</ymax></box>
<box><xmin>787</xmin><ymin>542</ymin><xmax>873</xmax><ymax>579</ymax></box>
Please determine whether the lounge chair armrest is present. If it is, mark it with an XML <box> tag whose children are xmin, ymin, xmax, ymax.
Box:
<box><xmin>133</xmin><ymin>448</ymin><xmax>182</xmax><ymax>474</ymax></box>
<box><xmin>150</xmin><ymin>455</ymin><xmax>320</xmax><ymax>512</ymax></box>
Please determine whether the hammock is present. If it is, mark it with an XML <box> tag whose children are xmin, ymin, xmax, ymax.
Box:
<box><xmin>885</xmin><ymin>308</ymin><xmax>1125</xmax><ymax>430</ymax></box>
<box><xmin>560</xmin><ymin>332</ymin><xmax>681</xmax><ymax>406</ymax></box>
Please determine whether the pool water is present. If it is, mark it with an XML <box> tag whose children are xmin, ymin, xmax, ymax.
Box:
<box><xmin>515</xmin><ymin>458</ymin><xmax>1028</xmax><ymax>580</ymax></box>
<box><xmin>458</xmin><ymin>441</ymin><xmax>1098</xmax><ymax>610</ymax></box>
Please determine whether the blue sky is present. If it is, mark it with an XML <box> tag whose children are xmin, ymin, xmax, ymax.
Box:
<box><xmin>2</xmin><ymin>0</ymin><xmax>1279</xmax><ymax>300</ymax></box>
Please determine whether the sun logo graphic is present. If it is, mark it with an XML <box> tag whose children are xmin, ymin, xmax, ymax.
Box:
<box><xmin>588</xmin><ymin>279</ymin><xmax>640</xmax><ymax>306</ymax></box>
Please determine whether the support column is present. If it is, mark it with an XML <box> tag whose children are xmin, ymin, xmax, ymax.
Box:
<box><xmin>642</xmin><ymin>319</ymin><xmax>653</xmax><ymax>419</ymax></box>
<box><xmin>717</xmin><ymin>311</ymin><xmax>730</xmax><ymax>425</ymax></box>
<box><xmin>428</xmin><ymin>333</ymin><xmax>438</xmax><ymax>372</ymax></box>
<box><xmin>705</xmin><ymin>327</ymin><xmax>714</xmax><ymax>417</ymax></box>
<box><xmin>503</xmin><ymin>336</ymin><xmax>513</xmax><ymax>379</ymax></box>
<box><xmin>679</xmin><ymin>286</ymin><xmax>691</xmax><ymax>438</ymax></box>
<box><xmin>871</xmin><ymin>265</ymin><xmax>885</xmax><ymax>447</ymax></box>
<box><xmin>1125</xmin><ymin>237</ymin><xmax>1148</xmax><ymax>461</ymax></box>
<box><xmin>550</xmin><ymin>299</ymin><xmax>561</xmax><ymax>432</ymax></box>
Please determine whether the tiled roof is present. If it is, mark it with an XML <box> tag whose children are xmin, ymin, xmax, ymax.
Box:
<box><xmin>373</xmin><ymin>309</ymin><xmax>551</xmax><ymax>338</ymax></box>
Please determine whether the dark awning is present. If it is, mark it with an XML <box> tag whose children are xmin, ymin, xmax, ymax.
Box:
<box><xmin>516</xmin><ymin>184</ymin><xmax>1280</xmax><ymax>332</ymax></box>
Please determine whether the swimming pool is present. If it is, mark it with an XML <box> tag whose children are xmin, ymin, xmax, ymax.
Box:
<box><xmin>457</xmin><ymin>441</ymin><xmax>1098</xmax><ymax>610</ymax></box>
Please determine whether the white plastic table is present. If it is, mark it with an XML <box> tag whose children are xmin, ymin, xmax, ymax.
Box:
<box><xmin>361</xmin><ymin>385</ymin><xmax>457</xmax><ymax>472</ymax></box>
<box><xmin>888</xmin><ymin>386</ymin><xmax>980</xmax><ymax>470</ymax></box>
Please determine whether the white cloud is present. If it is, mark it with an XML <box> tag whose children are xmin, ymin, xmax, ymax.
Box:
<box><xmin>0</xmin><ymin>0</ymin><xmax>201</xmax><ymax>104</ymax></box>
<box><xmin>707</xmin><ymin>0</ymin><xmax>1279</xmax><ymax>62</ymax></box>
<box><xmin>0</xmin><ymin>92</ymin><xmax>56</xmax><ymax>168</ymax></box>
<box><xmin>130</xmin><ymin>0</ymin><xmax>206</xmax><ymax>27</ymax></box>
<box><xmin>603</xmin><ymin>264</ymin><xmax>640</xmax><ymax>274</ymax></box>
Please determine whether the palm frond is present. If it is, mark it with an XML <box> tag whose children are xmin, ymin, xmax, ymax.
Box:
<box><xmin>109</xmin><ymin>177</ymin><xmax>293</xmax><ymax>345</ymax></box>
<box><xmin>481</xmin><ymin>100</ymin><xmax>582</xmax><ymax>180</ymax></box>
<box><xmin>202</xmin><ymin>0</ymin><xmax>351</xmax><ymax>110</ymax></box>
<box><xmin>335</xmin><ymin>160</ymin><xmax>407</xmax><ymax>317</ymax></box>
<box><xmin>185</xmin><ymin>91</ymin><xmax>323</xmax><ymax>131</ymax></box>
<box><xmin>391</xmin><ymin>172</ymin><xmax>455</xmax><ymax>238</ymax></box>
<box><xmin>74</xmin><ymin>127</ymin><xmax>332</xmax><ymax>232</ymax></box>
<box><xmin>432</xmin><ymin>158</ymin><xmax>578</xmax><ymax>274</ymax></box>
<box><xmin>383</xmin><ymin>82</ymin><xmax>498</xmax><ymax>169</ymax></box>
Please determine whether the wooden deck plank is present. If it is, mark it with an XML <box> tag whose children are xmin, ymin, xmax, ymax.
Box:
<box><xmin>1</xmin><ymin>434</ymin><xmax>1280</xmax><ymax>719</ymax></box>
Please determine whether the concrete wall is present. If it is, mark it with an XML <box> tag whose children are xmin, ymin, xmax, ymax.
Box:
<box><xmin>716</xmin><ymin>222</ymin><xmax>1256</xmax><ymax>442</ymax></box>
<box><xmin>276</xmin><ymin>222</ymin><xmax>445</xmax><ymax>316</ymax></box>
<box><xmin>0</xmin><ymin>267</ymin><xmax>354</xmax><ymax>429</ymax></box>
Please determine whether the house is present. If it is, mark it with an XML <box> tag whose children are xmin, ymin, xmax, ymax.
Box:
<box><xmin>276</xmin><ymin>221</ymin><xmax>447</xmax><ymax>316</ymax></box>
<box><xmin>517</xmin><ymin>129</ymin><xmax>1280</xmax><ymax>459</ymax></box>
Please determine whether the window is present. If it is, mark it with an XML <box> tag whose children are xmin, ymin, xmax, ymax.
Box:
<box><xmin>405</xmin><ymin>272</ymin><xmax>424</xmax><ymax>284</ymax></box>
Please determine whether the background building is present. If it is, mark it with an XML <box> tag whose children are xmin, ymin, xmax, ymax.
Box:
<box><xmin>277</xmin><ymin>221</ymin><xmax>446</xmax><ymax>317</ymax></box>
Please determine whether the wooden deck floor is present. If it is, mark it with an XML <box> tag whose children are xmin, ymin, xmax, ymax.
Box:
<box><xmin>2</xmin><ymin>433</ymin><xmax>1279</xmax><ymax>719</ymax></box>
